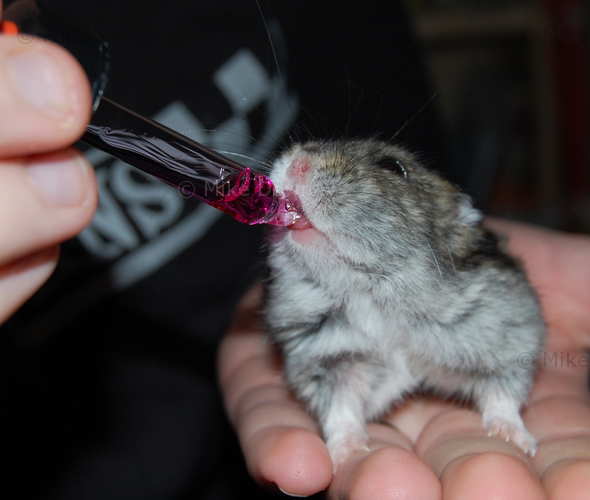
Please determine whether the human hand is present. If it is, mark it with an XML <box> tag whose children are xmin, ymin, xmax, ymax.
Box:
<box><xmin>218</xmin><ymin>219</ymin><xmax>590</xmax><ymax>498</ymax></box>
<box><xmin>0</xmin><ymin>19</ymin><xmax>96</xmax><ymax>324</ymax></box>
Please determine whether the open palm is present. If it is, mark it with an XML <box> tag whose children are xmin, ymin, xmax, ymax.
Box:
<box><xmin>219</xmin><ymin>219</ymin><xmax>590</xmax><ymax>499</ymax></box>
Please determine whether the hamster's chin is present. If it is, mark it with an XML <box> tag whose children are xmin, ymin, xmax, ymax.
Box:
<box><xmin>289</xmin><ymin>226</ymin><xmax>324</xmax><ymax>245</ymax></box>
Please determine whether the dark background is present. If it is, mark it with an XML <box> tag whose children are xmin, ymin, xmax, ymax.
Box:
<box><xmin>408</xmin><ymin>0</ymin><xmax>590</xmax><ymax>233</ymax></box>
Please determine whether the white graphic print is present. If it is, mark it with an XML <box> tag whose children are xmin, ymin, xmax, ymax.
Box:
<box><xmin>214</xmin><ymin>49</ymin><xmax>271</xmax><ymax>114</ymax></box>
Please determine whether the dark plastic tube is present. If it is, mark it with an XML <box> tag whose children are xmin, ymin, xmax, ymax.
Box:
<box><xmin>83</xmin><ymin>97</ymin><xmax>299</xmax><ymax>225</ymax></box>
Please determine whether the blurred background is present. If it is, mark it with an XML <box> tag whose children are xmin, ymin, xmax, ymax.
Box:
<box><xmin>406</xmin><ymin>0</ymin><xmax>590</xmax><ymax>233</ymax></box>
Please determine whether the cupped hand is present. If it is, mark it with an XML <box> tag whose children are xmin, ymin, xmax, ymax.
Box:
<box><xmin>219</xmin><ymin>219</ymin><xmax>590</xmax><ymax>498</ymax></box>
<box><xmin>0</xmin><ymin>22</ymin><xmax>97</xmax><ymax>324</ymax></box>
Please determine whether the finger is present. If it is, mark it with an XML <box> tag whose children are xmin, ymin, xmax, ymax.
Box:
<box><xmin>218</xmin><ymin>287</ymin><xmax>332</xmax><ymax>497</ymax></box>
<box><xmin>529</xmin><ymin>396</ymin><xmax>590</xmax><ymax>466</ymax></box>
<box><xmin>0</xmin><ymin>245</ymin><xmax>58</xmax><ymax>323</ymax></box>
<box><xmin>0</xmin><ymin>148</ymin><xmax>97</xmax><ymax>266</ymax></box>
<box><xmin>413</xmin><ymin>408</ymin><xmax>546</xmax><ymax>499</ymax></box>
<box><xmin>328</xmin><ymin>422</ymin><xmax>441</xmax><ymax>500</ymax></box>
<box><xmin>543</xmin><ymin>459</ymin><xmax>590</xmax><ymax>500</ymax></box>
<box><xmin>0</xmin><ymin>33</ymin><xmax>91</xmax><ymax>158</ymax></box>
<box><xmin>220</xmin><ymin>340</ymin><xmax>332</xmax><ymax>497</ymax></box>
<box><xmin>522</xmin><ymin>393</ymin><xmax>590</xmax><ymax>499</ymax></box>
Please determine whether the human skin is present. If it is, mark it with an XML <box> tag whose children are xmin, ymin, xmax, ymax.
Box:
<box><xmin>218</xmin><ymin>219</ymin><xmax>590</xmax><ymax>499</ymax></box>
<box><xmin>0</xmin><ymin>23</ymin><xmax>97</xmax><ymax>324</ymax></box>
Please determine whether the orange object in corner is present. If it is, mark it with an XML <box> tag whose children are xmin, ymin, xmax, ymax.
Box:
<box><xmin>1</xmin><ymin>20</ymin><xmax>19</xmax><ymax>35</ymax></box>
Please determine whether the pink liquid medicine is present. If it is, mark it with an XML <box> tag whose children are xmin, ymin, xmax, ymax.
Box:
<box><xmin>210</xmin><ymin>168</ymin><xmax>306</xmax><ymax>226</ymax></box>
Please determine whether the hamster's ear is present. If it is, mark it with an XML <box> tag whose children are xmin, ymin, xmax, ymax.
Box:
<box><xmin>456</xmin><ymin>194</ymin><xmax>482</xmax><ymax>226</ymax></box>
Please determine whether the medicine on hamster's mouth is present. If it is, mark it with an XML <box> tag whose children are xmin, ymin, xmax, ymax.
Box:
<box><xmin>283</xmin><ymin>190</ymin><xmax>313</xmax><ymax>229</ymax></box>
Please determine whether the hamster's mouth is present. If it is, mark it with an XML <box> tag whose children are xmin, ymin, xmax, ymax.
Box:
<box><xmin>281</xmin><ymin>190</ymin><xmax>331</xmax><ymax>246</ymax></box>
<box><xmin>283</xmin><ymin>190</ymin><xmax>313</xmax><ymax>230</ymax></box>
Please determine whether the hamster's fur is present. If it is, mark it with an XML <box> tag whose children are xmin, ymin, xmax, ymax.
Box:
<box><xmin>264</xmin><ymin>140</ymin><xmax>545</xmax><ymax>465</ymax></box>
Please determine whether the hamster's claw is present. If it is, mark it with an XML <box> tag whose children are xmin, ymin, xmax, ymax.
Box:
<box><xmin>485</xmin><ymin>417</ymin><xmax>538</xmax><ymax>456</ymax></box>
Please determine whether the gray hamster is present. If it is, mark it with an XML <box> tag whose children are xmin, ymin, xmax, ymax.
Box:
<box><xmin>264</xmin><ymin>139</ymin><xmax>545</xmax><ymax>466</ymax></box>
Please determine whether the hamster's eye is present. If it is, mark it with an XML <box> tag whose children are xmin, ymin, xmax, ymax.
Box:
<box><xmin>375</xmin><ymin>157</ymin><xmax>408</xmax><ymax>179</ymax></box>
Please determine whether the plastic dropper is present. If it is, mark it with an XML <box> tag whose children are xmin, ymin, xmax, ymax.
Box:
<box><xmin>83</xmin><ymin>98</ymin><xmax>304</xmax><ymax>227</ymax></box>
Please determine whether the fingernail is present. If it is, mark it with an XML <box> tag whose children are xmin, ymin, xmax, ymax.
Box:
<box><xmin>278</xmin><ymin>487</ymin><xmax>309</xmax><ymax>498</ymax></box>
<box><xmin>27</xmin><ymin>155</ymin><xmax>88</xmax><ymax>206</ymax></box>
<box><xmin>5</xmin><ymin>48</ymin><xmax>71</xmax><ymax>117</ymax></box>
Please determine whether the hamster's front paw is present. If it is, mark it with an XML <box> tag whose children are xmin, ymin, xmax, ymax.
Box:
<box><xmin>484</xmin><ymin>416</ymin><xmax>537</xmax><ymax>456</ymax></box>
<box><xmin>326</xmin><ymin>432</ymin><xmax>370</xmax><ymax>471</ymax></box>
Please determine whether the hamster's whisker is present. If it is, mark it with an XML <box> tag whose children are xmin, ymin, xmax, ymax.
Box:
<box><xmin>445</xmin><ymin>243</ymin><xmax>457</xmax><ymax>273</ymax></box>
<box><xmin>390</xmin><ymin>91</ymin><xmax>439</xmax><ymax>142</ymax></box>
<box><xmin>426</xmin><ymin>240</ymin><xmax>443</xmax><ymax>279</ymax></box>
<box><xmin>215</xmin><ymin>150</ymin><xmax>273</xmax><ymax>172</ymax></box>
<box><xmin>254</xmin><ymin>0</ymin><xmax>283</xmax><ymax>79</ymax></box>
<box><xmin>202</xmin><ymin>130</ymin><xmax>258</xmax><ymax>142</ymax></box>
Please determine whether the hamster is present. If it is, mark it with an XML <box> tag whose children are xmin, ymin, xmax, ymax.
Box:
<box><xmin>264</xmin><ymin>139</ymin><xmax>545</xmax><ymax>466</ymax></box>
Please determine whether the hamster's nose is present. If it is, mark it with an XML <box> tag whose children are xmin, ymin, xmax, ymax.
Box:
<box><xmin>287</xmin><ymin>157</ymin><xmax>310</xmax><ymax>183</ymax></box>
